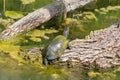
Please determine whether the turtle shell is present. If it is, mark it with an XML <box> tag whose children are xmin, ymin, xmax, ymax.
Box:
<box><xmin>43</xmin><ymin>35</ymin><xmax>69</xmax><ymax>60</ymax></box>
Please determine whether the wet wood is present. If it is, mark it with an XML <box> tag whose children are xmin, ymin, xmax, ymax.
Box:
<box><xmin>0</xmin><ymin>0</ymin><xmax>95</xmax><ymax>40</ymax></box>
<box><xmin>60</xmin><ymin>20</ymin><xmax>120</xmax><ymax>68</ymax></box>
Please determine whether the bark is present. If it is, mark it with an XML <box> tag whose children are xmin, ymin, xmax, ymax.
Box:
<box><xmin>60</xmin><ymin>20</ymin><xmax>120</xmax><ymax>68</ymax></box>
<box><xmin>0</xmin><ymin>0</ymin><xmax>95</xmax><ymax>40</ymax></box>
<box><xmin>21</xmin><ymin>20</ymin><xmax>120</xmax><ymax>68</ymax></box>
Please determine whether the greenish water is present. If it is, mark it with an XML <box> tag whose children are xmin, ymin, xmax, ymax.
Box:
<box><xmin>0</xmin><ymin>0</ymin><xmax>55</xmax><ymax>12</ymax></box>
<box><xmin>0</xmin><ymin>0</ymin><xmax>120</xmax><ymax>80</ymax></box>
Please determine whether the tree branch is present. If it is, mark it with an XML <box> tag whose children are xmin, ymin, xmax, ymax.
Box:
<box><xmin>0</xmin><ymin>0</ymin><xmax>95</xmax><ymax>40</ymax></box>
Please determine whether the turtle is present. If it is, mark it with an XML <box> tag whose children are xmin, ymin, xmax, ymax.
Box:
<box><xmin>42</xmin><ymin>27</ymin><xmax>69</xmax><ymax>66</ymax></box>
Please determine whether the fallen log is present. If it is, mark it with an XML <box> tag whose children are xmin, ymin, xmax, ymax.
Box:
<box><xmin>0</xmin><ymin>0</ymin><xmax>95</xmax><ymax>40</ymax></box>
<box><xmin>20</xmin><ymin>20</ymin><xmax>120</xmax><ymax>68</ymax></box>
<box><xmin>60</xmin><ymin>20</ymin><xmax>120</xmax><ymax>68</ymax></box>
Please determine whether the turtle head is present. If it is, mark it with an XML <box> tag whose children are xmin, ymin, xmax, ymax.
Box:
<box><xmin>63</xmin><ymin>27</ymin><xmax>69</xmax><ymax>38</ymax></box>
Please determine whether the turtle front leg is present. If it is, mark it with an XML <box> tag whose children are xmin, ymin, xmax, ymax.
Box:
<box><xmin>43</xmin><ymin>57</ymin><xmax>48</xmax><ymax>66</ymax></box>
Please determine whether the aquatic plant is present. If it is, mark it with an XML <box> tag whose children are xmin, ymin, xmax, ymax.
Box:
<box><xmin>26</xmin><ymin>28</ymin><xmax>58</xmax><ymax>42</ymax></box>
<box><xmin>21</xmin><ymin>0</ymin><xmax>36</xmax><ymax>5</ymax></box>
<box><xmin>0</xmin><ymin>18</ymin><xmax>14</xmax><ymax>28</ymax></box>
<box><xmin>5</xmin><ymin>11</ymin><xmax>24</xmax><ymax>19</ymax></box>
<box><xmin>88</xmin><ymin>71</ymin><xmax>100</xmax><ymax>78</ymax></box>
